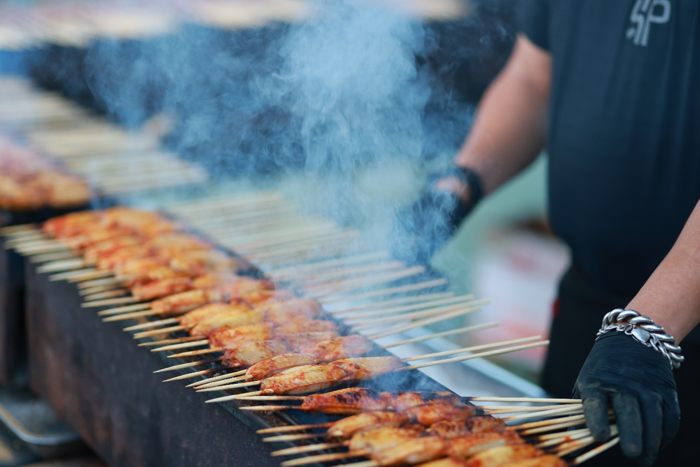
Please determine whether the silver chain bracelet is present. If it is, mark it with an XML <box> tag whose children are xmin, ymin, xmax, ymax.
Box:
<box><xmin>597</xmin><ymin>308</ymin><xmax>684</xmax><ymax>369</ymax></box>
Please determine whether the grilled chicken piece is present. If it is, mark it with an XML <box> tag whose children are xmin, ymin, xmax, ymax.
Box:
<box><xmin>275</xmin><ymin>319</ymin><xmax>338</xmax><ymax>335</ymax></box>
<box><xmin>501</xmin><ymin>455</ymin><xmax>567</xmax><ymax>467</ymax></box>
<box><xmin>328</xmin><ymin>411</ymin><xmax>410</xmax><ymax>439</ymax></box>
<box><xmin>259</xmin><ymin>357</ymin><xmax>404</xmax><ymax>395</ymax></box>
<box><xmin>222</xmin><ymin>340</ymin><xmax>288</xmax><ymax>367</ymax></box>
<box><xmin>243</xmin><ymin>289</ymin><xmax>295</xmax><ymax>306</ymax></box>
<box><xmin>373</xmin><ymin>436</ymin><xmax>447</xmax><ymax>466</ymax></box>
<box><xmin>144</xmin><ymin>233</ymin><xmax>210</xmax><ymax>250</ymax></box>
<box><xmin>259</xmin><ymin>298</ymin><xmax>321</xmax><ymax>324</ymax></box>
<box><xmin>389</xmin><ymin>392</ymin><xmax>464</xmax><ymax>411</ymax></box>
<box><xmin>245</xmin><ymin>353</ymin><xmax>316</xmax><ymax>381</ymax></box>
<box><xmin>260</xmin><ymin>363</ymin><xmax>352</xmax><ymax>395</ymax></box>
<box><xmin>43</xmin><ymin>211</ymin><xmax>101</xmax><ymax>237</ymax></box>
<box><xmin>178</xmin><ymin>303</ymin><xmax>248</xmax><ymax>329</ymax></box>
<box><xmin>281</xmin><ymin>332</ymin><xmax>341</xmax><ymax>350</ymax></box>
<box><xmin>427</xmin><ymin>417</ymin><xmax>506</xmax><ymax>438</ymax></box>
<box><xmin>125</xmin><ymin>266</ymin><xmax>191</xmax><ymax>286</ymax></box>
<box><xmin>131</xmin><ymin>277</ymin><xmax>193</xmax><ymax>301</ymax></box>
<box><xmin>417</xmin><ymin>458</ymin><xmax>469</xmax><ymax>467</ymax></box>
<box><xmin>191</xmin><ymin>308</ymin><xmax>264</xmax><ymax>337</ymax></box>
<box><xmin>299</xmin><ymin>388</ymin><xmax>394</xmax><ymax>414</ymax></box>
<box><xmin>97</xmin><ymin>246</ymin><xmax>154</xmax><ymax>270</ymax></box>
<box><xmin>149</xmin><ymin>289</ymin><xmax>213</xmax><ymax>315</ymax></box>
<box><xmin>404</xmin><ymin>402</ymin><xmax>478</xmax><ymax>427</ymax></box>
<box><xmin>446</xmin><ymin>432</ymin><xmax>525</xmax><ymax>459</ymax></box>
<box><xmin>462</xmin><ymin>445</ymin><xmax>542</xmax><ymax>467</ymax></box>
<box><xmin>349</xmin><ymin>425</ymin><xmax>425</xmax><ymax>453</ymax></box>
<box><xmin>300</xmin><ymin>335</ymin><xmax>375</xmax><ymax>362</ymax></box>
<box><xmin>83</xmin><ymin>236</ymin><xmax>142</xmax><ymax>261</ymax></box>
<box><xmin>191</xmin><ymin>273</ymin><xmax>242</xmax><ymax>290</ymax></box>
<box><xmin>207</xmin><ymin>323</ymin><xmax>273</xmax><ymax>348</ymax></box>
<box><xmin>168</xmin><ymin>249</ymin><xmax>234</xmax><ymax>275</ymax></box>
<box><xmin>117</xmin><ymin>257</ymin><xmax>170</xmax><ymax>277</ymax></box>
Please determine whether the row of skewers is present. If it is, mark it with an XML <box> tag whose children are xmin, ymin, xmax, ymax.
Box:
<box><xmin>0</xmin><ymin>132</ymin><xmax>91</xmax><ymax>210</ymax></box>
<box><xmin>0</xmin><ymin>77</ymin><xmax>208</xmax><ymax>197</ymax></box>
<box><xmin>0</xmin><ymin>0</ymin><xmax>466</xmax><ymax>52</ymax></box>
<box><xmin>3</xmin><ymin>202</ymin><xmax>620</xmax><ymax>466</ymax></box>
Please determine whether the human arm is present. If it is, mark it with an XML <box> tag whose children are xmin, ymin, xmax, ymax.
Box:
<box><xmin>576</xmin><ymin>198</ymin><xmax>700</xmax><ymax>465</ymax></box>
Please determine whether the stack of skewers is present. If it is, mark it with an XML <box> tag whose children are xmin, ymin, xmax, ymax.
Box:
<box><xmin>4</xmin><ymin>201</ymin><xmax>620</xmax><ymax>465</ymax></box>
<box><xmin>0</xmin><ymin>77</ymin><xmax>209</xmax><ymax>197</ymax></box>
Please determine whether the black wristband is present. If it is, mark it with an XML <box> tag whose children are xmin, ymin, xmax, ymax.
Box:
<box><xmin>458</xmin><ymin>166</ymin><xmax>484</xmax><ymax>210</ymax></box>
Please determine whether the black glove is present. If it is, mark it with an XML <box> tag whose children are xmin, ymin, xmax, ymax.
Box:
<box><xmin>391</xmin><ymin>166</ymin><xmax>483</xmax><ymax>264</ymax></box>
<box><xmin>574</xmin><ymin>332</ymin><xmax>680</xmax><ymax>466</ymax></box>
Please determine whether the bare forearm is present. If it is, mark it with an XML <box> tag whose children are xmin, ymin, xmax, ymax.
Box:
<box><xmin>627</xmin><ymin>199</ymin><xmax>700</xmax><ymax>342</ymax></box>
<box><xmin>454</xmin><ymin>35</ymin><xmax>551</xmax><ymax>195</ymax></box>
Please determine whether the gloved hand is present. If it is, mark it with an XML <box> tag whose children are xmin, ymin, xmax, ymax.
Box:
<box><xmin>574</xmin><ymin>332</ymin><xmax>680</xmax><ymax>466</ymax></box>
<box><xmin>391</xmin><ymin>166</ymin><xmax>482</xmax><ymax>264</ymax></box>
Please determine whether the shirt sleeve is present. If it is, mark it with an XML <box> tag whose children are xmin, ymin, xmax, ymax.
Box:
<box><xmin>517</xmin><ymin>0</ymin><xmax>550</xmax><ymax>50</ymax></box>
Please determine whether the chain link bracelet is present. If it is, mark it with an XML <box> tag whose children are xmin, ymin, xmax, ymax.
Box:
<box><xmin>596</xmin><ymin>308</ymin><xmax>684</xmax><ymax>369</ymax></box>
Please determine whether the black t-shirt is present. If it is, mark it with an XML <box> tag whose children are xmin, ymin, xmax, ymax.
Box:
<box><xmin>519</xmin><ymin>0</ymin><xmax>700</xmax><ymax>295</ymax></box>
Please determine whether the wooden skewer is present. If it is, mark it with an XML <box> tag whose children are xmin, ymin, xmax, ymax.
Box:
<box><xmin>103</xmin><ymin>310</ymin><xmax>167</xmax><ymax>322</ymax></box>
<box><xmin>537</xmin><ymin>426</ymin><xmax>618</xmax><ymax>449</ymax></box>
<box><xmin>552</xmin><ymin>435</ymin><xmax>597</xmax><ymax>457</ymax></box>
<box><xmin>266</xmin><ymin>251</ymin><xmax>391</xmax><ymax>278</ymax></box>
<box><xmin>0</xmin><ymin>224</ymin><xmax>38</xmax><ymax>235</ymax></box>
<box><xmin>96</xmin><ymin>304</ymin><xmax>149</xmax><ymax>315</ymax></box>
<box><xmin>132</xmin><ymin>324</ymin><xmax>188</xmax><ymax>337</ymax></box>
<box><xmin>65</xmin><ymin>270</ymin><xmax>113</xmax><ymax>282</ymax></box>
<box><xmin>280</xmin><ymin>450</ymin><xmax>364</xmax><ymax>466</ymax></box>
<box><xmin>320</xmin><ymin>278</ymin><xmax>448</xmax><ymax>304</ymax></box>
<box><xmin>339</xmin><ymin>295</ymin><xmax>473</xmax><ymax>320</ymax></box>
<box><xmin>308</xmin><ymin>266</ymin><xmax>426</xmax><ymax>299</ymax></box>
<box><xmin>570</xmin><ymin>437</ymin><xmax>620</xmax><ymax>465</ymax></box>
<box><xmin>188</xmin><ymin>369</ymin><xmax>247</xmax><ymax>388</ymax></box>
<box><xmin>366</xmin><ymin>303</ymin><xmax>487</xmax><ymax>340</ymax></box>
<box><xmin>152</xmin><ymin>358</ymin><xmax>223</xmax><ymax>373</ymax></box>
<box><xmin>351</xmin><ymin>300</ymin><xmax>488</xmax><ymax>332</ymax></box>
<box><xmin>501</xmin><ymin>404</ymin><xmax>584</xmax><ymax>422</ymax></box>
<box><xmin>329</xmin><ymin>460</ymin><xmax>376</xmax><ymax>467</ymax></box>
<box><xmin>271</xmin><ymin>441</ymin><xmax>346</xmax><ymax>457</ymax></box>
<box><xmin>82</xmin><ymin>297</ymin><xmax>138</xmax><ymax>308</ymax></box>
<box><xmin>534</xmin><ymin>427</ymin><xmax>592</xmax><ymax>441</ymax></box>
<box><xmin>470</xmin><ymin>397</ymin><xmax>582</xmax><ymax>404</ymax></box>
<box><xmin>327</xmin><ymin>292</ymin><xmax>453</xmax><ymax>315</ymax></box>
<box><xmin>36</xmin><ymin>258</ymin><xmax>87</xmax><ymax>273</ymax></box>
<box><xmin>516</xmin><ymin>416</ymin><xmax>589</xmax><ymax>434</ymax></box>
<box><xmin>76</xmin><ymin>277</ymin><xmax>121</xmax><ymax>289</ymax></box>
<box><xmin>256</xmin><ymin>422</ymin><xmax>333</xmax><ymax>434</ymax></box>
<box><xmin>261</xmin><ymin>432</ymin><xmax>330</xmax><ymax>442</ymax></box>
<box><xmin>51</xmin><ymin>268</ymin><xmax>104</xmax><ymax>282</ymax></box>
<box><xmin>82</xmin><ymin>290</ymin><xmax>129</xmax><ymax>301</ymax></box>
<box><xmin>154</xmin><ymin>341</ymin><xmax>210</xmax><ymax>353</ymax></box>
<box><xmin>78</xmin><ymin>285</ymin><xmax>123</xmax><ymax>296</ymax></box>
<box><xmin>123</xmin><ymin>318</ymin><xmax>179</xmax><ymax>332</ymax></box>
<box><xmin>161</xmin><ymin>368</ymin><xmax>220</xmax><ymax>382</ymax></box>
<box><xmin>138</xmin><ymin>337</ymin><xmax>203</xmax><ymax>347</ymax></box>
<box><xmin>382</xmin><ymin>322</ymin><xmax>499</xmax><ymax>348</ymax></box>
<box><xmin>30</xmin><ymin>251</ymin><xmax>79</xmax><ymax>263</ymax></box>
<box><xmin>481</xmin><ymin>404</ymin><xmax>576</xmax><ymax>414</ymax></box>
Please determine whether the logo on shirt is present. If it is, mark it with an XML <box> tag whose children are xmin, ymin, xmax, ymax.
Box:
<box><xmin>627</xmin><ymin>0</ymin><xmax>672</xmax><ymax>46</ymax></box>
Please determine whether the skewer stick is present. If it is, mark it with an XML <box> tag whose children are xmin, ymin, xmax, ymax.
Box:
<box><xmin>330</xmin><ymin>461</ymin><xmax>376</xmax><ymax>467</ymax></box>
<box><xmin>308</xmin><ymin>266</ymin><xmax>426</xmax><ymax>299</ymax></box>
<box><xmin>537</xmin><ymin>426</ymin><xmax>618</xmax><ymax>449</ymax></box>
<box><xmin>470</xmin><ymin>397</ymin><xmax>582</xmax><ymax>404</ymax></box>
<box><xmin>153</xmin><ymin>357</ymin><xmax>223</xmax><ymax>373</ymax></box>
<box><xmin>188</xmin><ymin>369</ymin><xmax>247</xmax><ymax>387</ymax></box>
<box><xmin>534</xmin><ymin>427</ymin><xmax>592</xmax><ymax>441</ymax></box>
<box><xmin>123</xmin><ymin>318</ymin><xmax>179</xmax><ymax>331</ymax></box>
<box><xmin>320</xmin><ymin>278</ymin><xmax>447</xmax><ymax>304</ymax></box>
<box><xmin>351</xmin><ymin>300</ymin><xmax>488</xmax><ymax>331</ymax></box>
<box><xmin>340</xmin><ymin>295</ymin><xmax>473</xmax><ymax>320</ymax></box>
<box><xmin>257</xmin><ymin>422</ymin><xmax>333</xmax><ymax>434</ymax></box>
<box><xmin>154</xmin><ymin>341</ymin><xmax>210</xmax><ymax>353</ymax></box>
<box><xmin>66</xmin><ymin>270</ymin><xmax>113</xmax><ymax>282</ymax></box>
<box><xmin>97</xmin><ymin>304</ymin><xmax>150</xmax><ymax>316</ymax></box>
<box><xmin>266</xmin><ymin>251</ymin><xmax>391</xmax><ymax>278</ymax></box>
<box><xmin>132</xmin><ymin>324</ymin><xmax>188</xmax><ymax>337</ymax></box>
<box><xmin>0</xmin><ymin>224</ymin><xmax>38</xmax><ymax>235</ymax></box>
<box><xmin>501</xmin><ymin>404</ymin><xmax>584</xmax><ymax>421</ymax></box>
<box><xmin>30</xmin><ymin>251</ymin><xmax>78</xmax><ymax>263</ymax></box>
<box><xmin>553</xmin><ymin>436</ymin><xmax>597</xmax><ymax>457</ymax></box>
<box><xmin>82</xmin><ymin>297</ymin><xmax>138</xmax><ymax>308</ymax></box>
<box><xmin>382</xmin><ymin>322</ymin><xmax>499</xmax><ymax>348</ymax></box>
<box><xmin>103</xmin><ymin>309</ymin><xmax>165</xmax><ymax>322</ymax></box>
<box><xmin>366</xmin><ymin>303</ymin><xmax>487</xmax><ymax>340</ymax></box>
<box><xmin>271</xmin><ymin>441</ymin><xmax>346</xmax><ymax>457</ymax></box>
<box><xmin>77</xmin><ymin>277</ymin><xmax>121</xmax><ymax>289</ymax></box>
<box><xmin>515</xmin><ymin>415</ymin><xmax>589</xmax><ymax>433</ymax></box>
<box><xmin>78</xmin><ymin>285</ymin><xmax>122</xmax><ymax>296</ymax></box>
<box><xmin>37</xmin><ymin>258</ymin><xmax>87</xmax><ymax>273</ymax></box>
<box><xmin>138</xmin><ymin>337</ymin><xmax>202</xmax><ymax>347</ymax></box>
<box><xmin>162</xmin><ymin>368</ymin><xmax>219</xmax><ymax>382</ymax></box>
<box><xmin>402</xmin><ymin>336</ymin><xmax>542</xmax><ymax>362</ymax></box>
<box><xmin>262</xmin><ymin>433</ymin><xmax>329</xmax><ymax>442</ymax></box>
<box><xmin>83</xmin><ymin>290</ymin><xmax>128</xmax><ymax>301</ymax></box>
<box><xmin>571</xmin><ymin>437</ymin><xmax>620</xmax><ymax>465</ymax></box>
<box><xmin>280</xmin><ymin>450</ymin><xmax>363</xmax><ymax>466</ymax></box>
<box><xmin>327</xmin><ymin>292</ymin><xmax>453</xmax><ymax>315</ymax></box>
<box><xmin>51</xmin><ymin>268</ymin><xmax>103</xmax><ymax>282</ymax></box>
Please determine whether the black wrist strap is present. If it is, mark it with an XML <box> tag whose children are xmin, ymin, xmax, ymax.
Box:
<box><xmin>457</xmin><ymin>166</ymin><xmax>484</xmax><ymax>210</ymax></box>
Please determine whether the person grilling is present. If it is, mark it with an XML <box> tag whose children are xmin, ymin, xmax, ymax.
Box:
<box><xmin>393</xmin><ymin>1</ymin><xmax>700</xmax><ymax>466</ymax></box>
